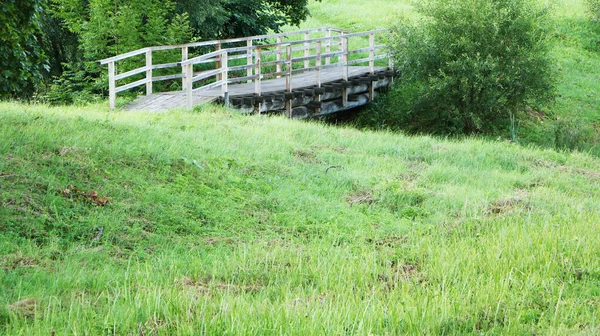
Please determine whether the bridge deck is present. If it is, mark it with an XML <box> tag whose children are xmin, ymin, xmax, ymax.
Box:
<box><xmin>125</xmin><ymin>66</ymin><xmax>385</xmax><ymax>112</ymax></box>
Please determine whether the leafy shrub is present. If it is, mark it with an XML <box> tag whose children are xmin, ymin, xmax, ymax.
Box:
<box><xmin>45</xmin><ymin>63</ymin><xmax>102</xmax><ymax>105</ymax></box>
<box><xmin>360</xmin><ymin>0</ymin><xmax>555</xmax><ymax>135</ymax></box>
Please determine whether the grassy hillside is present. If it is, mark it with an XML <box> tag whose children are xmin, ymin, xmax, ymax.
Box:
<box><xmin>1</xmin><ymin>103</ymin><xmax>600</xmax><ymax>334</ymax></box>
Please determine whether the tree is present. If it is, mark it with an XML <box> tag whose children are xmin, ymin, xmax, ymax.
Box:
<box><xmin>0</xmin><ymin>0</ymin><xmax>48</xmax><ymax>99</ymax></box>
<box><xmin>360</xmin><ymin>0</ymin><xmax>555</xmax><ymax>135</ymax></box>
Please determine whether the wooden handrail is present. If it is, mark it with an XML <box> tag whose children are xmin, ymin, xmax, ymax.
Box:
<box><xmin>99</xmin><ymin>27</ymin><xmax>345</xmax><ymax>64</ymax></box>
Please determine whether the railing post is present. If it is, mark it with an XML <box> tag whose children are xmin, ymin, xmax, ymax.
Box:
<box><xmin>184</xmin><ymin>63</ymin><xmax>194</xmax><ymax>110</ymax></box>
<box><xmin>342</xmin><ymin>36</ymin><xmax>349</xmax><ymax>81</ymax></box>
<box><xmin>369</xmin><ymin>32</ymin><xmax>375</xmax><ymax>74</ymax></box>
<box><xmin>181</xmin><ymin>46</ymin><xmax>188</xmax><ymax>91</ymax></box>
<box><xmin>315</xmin><ymin>41</ymin><xmax>322</xmax><ymax>88</ymax></box>
<box><xmin>304</xmin><ymin>32</ymin><xmax>310</xmax><ymax>69</ymax></box>
<box><xmin>247</xmin><ymin>39</ymin><xmax>253</xmax><ymax>83</ymax></box>
<box><xmin>186</xmin><ymin>63</ymin><xmax>193</xmax><ymax>109</ymax></box>
<box><xmin>254</xmin><ymin>48</ymin><xmax>261</xmax><ymax>96</ymax></box>
<box><xmin>315</xmin><ymin>41</ymin><xmax>322</xmax><ymax>114</ymax></box>
<box><xmin>276</xmin><ymin>36</ymin><xmax>282</xmax><ymax>78</ymax></box>
<box><xmin>342</xmin><ymin>36</ymin><xmax>349</xmax><ymax>107</ymax></box>
<box><xmin>108</xmin><ymin>61</ymin><xmax>116</xmax><ymax>109</ymax></box>
<box><xmin>325</xmin><ymin>29</ymin><xmax>331</xmax><ymax>65</ymax></box>
<box><xmin>146</xmin><ymin>49</ymin><xmax>153</xmax><ymax>96</ymax></box>
<box><xmin>221</xmin><ymin>51</ymin><xmax>229</xmax><ymax>106</ymax></box>
<box><xmin>285</xmin><ymin>44</ymin><xmax>293</xmax><ymax>118</ymax></box>
<box><xmin>215</xmin><ymin>43</ymin><xmax>222</xmax><ymax>81</ymax></box>
<box><xmin>338</xmin><ymin>32</ymin><xmax>345</xmax><ymax>64</ymax></box>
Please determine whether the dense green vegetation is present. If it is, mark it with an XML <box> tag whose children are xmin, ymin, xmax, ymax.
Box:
<box><xmin>0</xmin><ymin>0</ymin><xmax>47</xmax><ymax>99</ymax></box>
<box><xmin>303</xmin><ymin>0</ymin><xmax>600</xmax><ymax>154</ymax></box>
<box><xmin>1</xmin><ymin>0</ymin><xmax>600</xmax><ymax>334</ymax></box>
<box><xmin>365</xmin><ymin>0</ymin><xmax>555</xmax><ymax>134</ymax></box>
<box><xmin>1</xmin><ymin>103</ymin><xmax>600</xmax><ymax>334</ymax></box>
<box><xmin>0</xmin><ymin>0</ymin><xmax>316</xmax><ymax>102</ymax></box>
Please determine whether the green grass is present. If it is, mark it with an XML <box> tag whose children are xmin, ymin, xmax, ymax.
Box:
<box><xmin>1</xmin><ymin>102</ymin><xmax>600</xmax><ymax>334</ymax></box>
<box><xmin>2</xmin><ymin>0</ymin><xmax>600</xmax><ymax>334</ymax></box>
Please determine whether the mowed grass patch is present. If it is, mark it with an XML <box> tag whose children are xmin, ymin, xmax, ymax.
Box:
<box><xmin>1</xmin><ymin>102</ymin><xmax>599</xmax><ymax>334</ymax></box>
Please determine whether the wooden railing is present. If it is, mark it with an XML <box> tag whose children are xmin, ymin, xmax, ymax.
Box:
<box><xmin>99</xmin><ymin>28</ymin><xmax>390</xmax><ymax>109</ymax></box>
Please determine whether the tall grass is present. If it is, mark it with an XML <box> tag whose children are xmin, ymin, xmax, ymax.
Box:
<box><xmin>1</xmin><ymin>103</ymin><xmax>599</xmax><ymax>334</ymax></box>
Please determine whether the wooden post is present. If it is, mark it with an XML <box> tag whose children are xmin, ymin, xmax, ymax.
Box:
<box><xmin>315</xmin><ymin>41</ymin><xmax>322</xmax><ymax>114</ymax></box>
<box><xmin>369</xmin><ymin>33</ymin><xmax>376</xmax><ymax>102</ymax></box>
<box><xmin>285</xmin><ymin>44</ymin><xmax>293</xmax><ymax>118</ymax></box>
<box><xmin>304</xmin><ymin>32</ymin><xmax>310</xmax><ymax>69</ymax></box>
<box><xmin>276</xmin><ymin>36</ymin><xmax>282</xmax><ymax>78</ymax></box>
<box><xmin>315</xmin><ymin>41</ymin><xmax>322</xmax><ymax>88</ymax></box>
<box><xmin>215</xmin><ymin>43</ymin><xmax>222</xmax><ymax>81</ymax></box>
<box><xmin>186</xmin><ymin>63</ymin><xmax>193</xmax><ymax>109</ymax></box>
<box><xmin>325</xmin><ymin>29</ymin><xmax>331</xmax><ymax>65</ymax></box>
<box><xmin>342</xmin><ymin>37</ymin><xmax>349</xmax><ymax>107</ymax></box>
<box><xmin>254</xmin><ymin>48</ymin><xmax>261</xmax><ymax>96</ymax></box>
<box><xmin>221</xmin><ymin>51</ymin><xmax>229</xmax><ymax>105</ymax></box>
<box><xmin>342</xmin><ymin>37</ymin><xmax>349</xmax><ymax>81</ymax></box>
<box><xmin>247</xmin><ymin>39</ymin><xmax>253</xmax><ymax>83</ymax></box>
<box><xmin>181</xmin><ymin>46</ymin><xmax>188</xmax><ymax>91</ymax></box>
<box><xmin>146</xmin><ymin>49</ymin><xmax>152</xmax><ymax>96</ymax></box>
<box><xmin>369</xmin><ymin>32</ymin><xmax>375</xmax><ymax>74</ymax></box>
<box><xmin>338</xmin><ymin>32</ymin><xmax>344</xmax><ymax>64</ymax></box>
<box><xmin>286</xmin><ymin>45</ymin><xmax>292</xmax><ymax>93</ymax></box>
<box><xmin>108</xmin><ymin>61</ymin><xmax>116</xmax><ymax>109</ymax></box>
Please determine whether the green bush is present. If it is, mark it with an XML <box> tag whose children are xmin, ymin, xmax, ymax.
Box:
<box><xmin>361</xmin><ymin>0</ymin><xmax>555</xmax><ymax>135</ymax></box>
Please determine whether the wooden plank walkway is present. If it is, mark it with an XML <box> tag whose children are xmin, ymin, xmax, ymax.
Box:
<box><xmin>125</xmin><ymin>66</ymin><xmax>385</xmax><ymax>112</ymax></box>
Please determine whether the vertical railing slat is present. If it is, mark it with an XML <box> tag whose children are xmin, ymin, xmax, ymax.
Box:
<box><xmin>215</xmin><ymin>43</ymin><xmax>222</xmax><ymax>82</ymax></box>
<box><xmin>255</xmin><ymin>48</ymin><xmax>261</xmax><ymax>96</ymax></box>
<box><xmin>186</xmin><ymin>63</ymin><xmax>193</xmax><ymax>109</ymax></box>
<box><xmin>108</xmin><ymin>61</ymin><xmax>116</xmax><ymax>109</ymax></box>
<box><xmin>221</xmin><ymin>51</ymin><xmax>229</xmax><ymax>104</ymax></box>
<box><xmin>146</xmin><ymin>50</ymin><xmax>152</xmax><ymax>96</ymax></box>
<box><xmin>325</xmin><ymin>29</ymin><xmax>331</xmax><ymax>65</ymax></box>
<box><xmin>315</xmin><ymin>41</ymin><xmax>322</xmax><ymax>88</ymax></box>
<box><xmin>342</xmin><ymin>37</ymin><xmax>349</xmax><ymax>107</ymax></box>
<box><xmin>276</xmin><ymin>36</ymin><xmax>283</xmax><ymax>78</ymax></box>
<box><xmin>304</xmin><ymin>32</ymin><xmax>310</xmax><ymax>69</ymax></box>
<box><xmin>286</xmin><ymin>44</ymin><xmax>293</xmax><ymax>118</ymax></box>
<box><xmin>181</xmin><ymin>46</ymin><xmax>188</xmax><ymax>91</ymax></box>
<box><xmin>369</xmin><ymin>33</ymin><xmax>375</xmax><ymax>74</ymax></box>
<box><xmin>247</xmin><ymin>39</ymin><xmax>253</xmax><ymax>83</ymax></box>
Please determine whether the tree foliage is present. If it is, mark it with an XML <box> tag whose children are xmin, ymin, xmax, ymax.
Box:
<box><xmin>361</xmin><ymin>0</ymin><xmax>555</xmax><ymax>135</ymax></box>
<box><xmin>0</xmin><ymin>0</ymin><xmax>48</xmax><ymax>99</ymax></box>
<box><xmin>37</xmin><ymin>0</ymin><xmax>315</xmax><ymax>103</ymax></box>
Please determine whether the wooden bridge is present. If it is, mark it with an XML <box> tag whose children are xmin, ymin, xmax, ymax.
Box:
<box><xmin>99</xmin><ymin>28</ymin><xmax>393</xmax><ymax>118</ymax></box>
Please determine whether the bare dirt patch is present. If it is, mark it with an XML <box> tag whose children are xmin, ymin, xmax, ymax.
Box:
<box><xmin>59</xmin><ymin>184</ymin><xmax>111</xmax><ymax>206</ymax></box>
<box><xmin>485</xmin><ymin>190</ymin><xmax>531</xmax><ymax>215</ymax></box>
<box><xmin>177</xmin><ymin>276</ymin><xmax>262</xmax><ymax>295</ymax></box>
<box><xmin>346</xmin><ymin>189</ymin><xmax>376</xmax><ymax>206</ymax></box>
<box><xmin>293</xmin><ymin>149</ymin><xmax>319</xmax><ymax>164</ymax></box>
